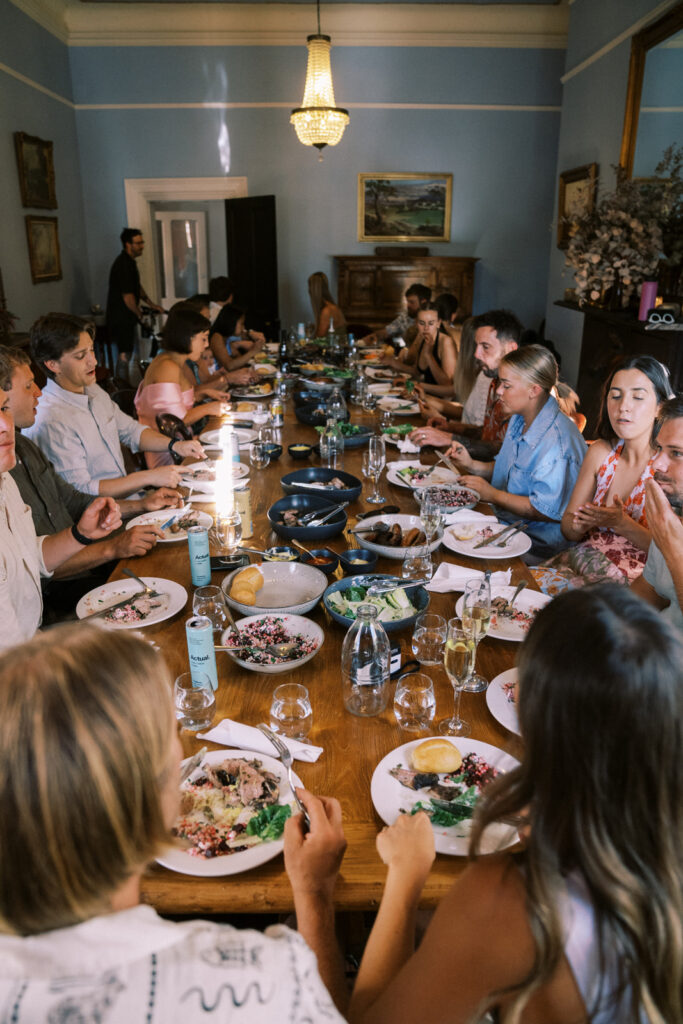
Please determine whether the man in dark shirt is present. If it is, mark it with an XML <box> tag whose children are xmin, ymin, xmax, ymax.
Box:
<box><xmin>106</xmin><ymin>227</ymin><xmax>164</xmax><ymax>381</ymax></box>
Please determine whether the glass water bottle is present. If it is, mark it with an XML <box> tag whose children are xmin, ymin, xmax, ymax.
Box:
<box><xmin>342</xmin><ymin>604</ymin><xmax>390</xmax><ymax>717</ymax></box>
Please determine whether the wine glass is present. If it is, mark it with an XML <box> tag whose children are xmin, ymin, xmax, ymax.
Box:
<box><xmin>461</xmin><ymin>577</ymin><xmax>492</xmax><ymax>692</ymax></box>
<box><xmin>366</xmin><ymin>435</ymin><xmax>386</xmax><ymax>504</ymax></box>
<box><xmin>439</xmin><ymin>621</ymin><xmax>472</xmax><ymax>736</ymax></box>
<box><xmin>192</xmin><ymin>585</ymin><xmax>230</xmax><ymax>644</ymax></box>
<box><xmin>249</xmin><ymin>441</ymin><xmax>271</xmax><ymax>470</ymax></box>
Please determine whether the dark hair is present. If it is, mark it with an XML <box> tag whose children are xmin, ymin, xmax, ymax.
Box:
<box><xmin>655</xmin><ymin>392</ymin><xmax>683</xmax><ymax>427</ymax></box>
<box><xmin>472</xmin><ymin>585</ymin><xmax>683</xmax><ymax>1022</ymax></box>
<box><xmin>187</xmin><ymin>293</ymin><xmax>210</xmax><ymax>311</ymax></box>
<box><xmin>596</xmin><ymin>355</ymin><xmax>673</xmax><ymax>442</ymax></box>
<box><xmin>0</xmin><ymin>346</ymin><xmax>30</xmax><ymax>391</ymax></box>
<box><xmin>405</xmin><ymin>283</ymin><xmax>431</xmax><ymax>305</ymax></box>
<box><xmin>30</xmin><ymin>314</ymin><xmax>95</xmax><ymax>379</ymax></box>
<box><xmin>161</xmin><ymin>308</ymin><xmax>210</xmax><ymax>354</ymax></box>
<box><xmin>471</xmin><ymin>309</ymin><xmax>522</xmax><ymax>345</ymax></box>
<box><xmin>435</xmin><ymin>293</ymin><xmax>459</xmax><ymax>324</ymax></box>
<box><xmin>120</xmin><ymin>228</ymin><xmax>142</xmax><ymax>246</ymax></box>
<box><xmin>208</xmin><ymin>277</ymin><xmax>235</xmax><ymax>303</ymax></box>
<box><xmin>212</xmin><ymin>304</ymin><xmax>244</xmax><ymax>340</ymax></box>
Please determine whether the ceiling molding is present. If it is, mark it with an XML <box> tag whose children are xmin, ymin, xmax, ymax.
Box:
<box><xmin>9</xmin><ymin>0</ymin><xmax>69</xmax><ymax>42</ymax></box>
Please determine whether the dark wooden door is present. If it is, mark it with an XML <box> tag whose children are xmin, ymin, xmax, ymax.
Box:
<box><xmin>225</xmin><ymin>195</ymin><xmax>279</xmax><ymax>338</ymax></box>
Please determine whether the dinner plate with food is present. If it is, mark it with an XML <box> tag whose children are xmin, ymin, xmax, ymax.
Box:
<box><xmin>125</xmin><ymin>508</ymin><xmax>213</xmax><ymax>542</ymax></box>
<box><xmin>412</xmin><ymin>484</ymin><xmax>480</xmax><ymax>514</ymax></box>
<box><xmin>486</xmin><ymin>668</ymin><xmax>520</xmax><ymax>735</ymax></box>
<box><xmin>219</xmin><ymin>613</ymin><xmax>324</xmax><ymax>674</ymax></box>
<box><xmin>157</xmin><ymin>749</ymin><xmax>302</xmax><ymax>877</ymax></box>
<box><xmin>76</xmin><ymin>576</ymin><xmax>188</xmax><ymax>628</ymax></box>
<box><xmin>222</xmin><ymin>562</ymin><xmax>328</xmax><ymax>616</ymax></box>
<box><xmin>455</xmin><ymin>586</ymin><xmax>551</xmax><ymax>642</ymax></box>
<box><xmin>386</xmin><ymin>461</ymin><xmax>460</xmax><ymax>489</ymax></box>
<box><xmin>180</xmin><ymin>460</ymin><xmax>249</xmax><ymax>493</ymax></box>
<box><xmin>230</xmin><ymin>382</ymin><xmax>273</xmax><ymax>398</ymax></box>
<box><xmin>381</xmin><ymin>423</ymin><xmax>415</xmax><ymax>445</ymax></box>
<box><xmin>371</xmin><ymin>737</ymin><xmax>520</xmax><ymax>856</ymax></box>
<box><xmin>199</xmin><ymin>427</ymin><xmax>258</xmax><ymax>449</ymax></box>
<box><xmin>442</xmin><ymin>520</ymin><xmax>532</xmax><ymax>560</ymax></box>
<box><xmin>377</xmin><ymin>396</ymin><xmax>421</xmax><ymax>415</ymax></box>
<box><xmin>352</xmin><ymin>513</ymin><xmax>442</xmax><ymax>559</ymax></box>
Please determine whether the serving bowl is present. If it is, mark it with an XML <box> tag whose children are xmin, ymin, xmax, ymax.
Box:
<box><xmin>268</xmin><ymin>494</ymin><xmax>347</xmax><ymax>542</ymax></box>
<box><xmin>294</xmin><ymin>401</ymin><xmax>350</xmax><ymax>427</ymax></box>
<box><xmin>298</xmin><ymin>548</ymin><xmax>340</xmax><ymax>576</ymax></box>
<box><xmin>322</xmin><ymin>575</ymin><xmax>429</xmax><ymax>633</ymax></box>
<box><xmin>219</xmin><ymin>613</ymin><xmax>324</xmax><ymax>675</ymax></box>
<box><xmin>352</xmin><ymin>513</ymin><xmax>443</xmax><ymax>560</ymax></box>
<box><xmin>281</xmin><ymin>467</ymin><xmax>362</xmax><ymax>503</ymax></box>
<box><xmin>221</xmin><ymin>560</ymin><xmax>328</xmax><ymax>616</ymax></box>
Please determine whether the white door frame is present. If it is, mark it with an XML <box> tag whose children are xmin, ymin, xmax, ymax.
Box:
<box><xmin>124</xmin><ymin>177</ymin><xmax>248</xmax><ymax>304</ymax></box>
<box><xmin>154</xmin><ymin>210</ymin><xmax>208</xmax><ymax>306</ymax></box>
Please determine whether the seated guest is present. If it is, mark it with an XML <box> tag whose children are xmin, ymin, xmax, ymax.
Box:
<box><xmin>361</xmin><ymin>282</ymin><xmax>431</xmax><ymax>346</ymax></box>
<box><xmin>348</xmin><ymin>585</ymin><xmax>683</xmax><ymax>1024</ymax></box>
<box><xmin>25</xmin><ymin>314</ymin><xmax>204</xmax><ymax>496</ymax></box>
<box><xmin>172</xmin><ymin>295</ymin><xmax>230</xmax><ymax>394</ymax></box>
<box><xmin>447</xmin><ymin>345</ymin><xmax>587</xmax><ymax>558</ymax></box>
<box><xmin>381</xmin><ymin>303</ymin><xmax>457</xmax><ymax>389</ymax></box>
<box><xmin>631</xmin><ymin>394</ymin><xmax>683</xmax><ymax>635</ymax></box>
<box><xmin>416</xmin><ymin>318</ymin><xmax>488</xmax><ymax>428</ymax></box>
<box><xmin>135</xmin><ymin>307</ymin><xmax>230</xmax><ymax>468</ymax></box>
<box><xmin>533</xmin><ymin>355</ymin><xmax>673</xmax><ymax>593</ymax></box>
<box><xmin>0</xmin><ymin>390</ymin><xmax>120</xmax><ymax>649</ymax></box>
<box><xmin>1</xmin><ymin>348</ymin><xmax>179</xmax><ymax>618</ymax></box>
<box><xmin>308</xmin><ymin>271</ymin><xmax>346</xmax><ymax>336</ymax></box>
<box><xmin>208</xmin><ymin>273</ymin><xmax>235</xmax><ymax>322</ymax></box>
<box><xmin>0</xmin><ymin>625</ymin><xmax>348</xmax><ymax>1020</ymax></box>
<box><xmin>209</xmin><ymin>302</ymin><xmax>264</xmax><ymax>380</ymax></box>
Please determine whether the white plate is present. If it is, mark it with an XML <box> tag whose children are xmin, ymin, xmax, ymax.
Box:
<box><xmin>76</xmin><ymin>576</ymin><xmax>188</xmax><ymax>628</ymax></box>
<box><xmin>364</xmin><ymin>367</ymin><xmax>401</xmax><ymax>381</ymax></box>
<box><xmin>219</xmin><ymin>613</ymin><xmax>324</xmax><ymax>674</ymax></box>
<box><xmin>377</xmin><ymin>397</ymin><xmax>420</xmax><ymax>415</ymax></box>
<box><xmin>252</xmin><ymin>362</ymin><xmax>277</xmax><ymax>376</ymax></box>
<box><xmin>386</xmin><ymin>461</ymin><xmax>459</xmax><ymax>490</ymax></box>
<box><xmin>487</xmin><ymin>668</ymin><xmax>520</xmax><ymax>735</ymax></box>
<box><xmin>181</xmin><ymin>460</ymin><xmax>249</xmax><ymax>493</ymax></box>
<box><xmin>125</xmin><ymin>508</ymin><xmax>213</xmax><ymax>542</ymax></box>
<box><xmin>157</xmin><ymin>748</ymin><xmax>302</xmax><ymax>877</ymax></box>
<box><xmin>455</xmin><ymin>585</ymin><xmax>551</xmax><ymax>642</ymax></box>
<box><xmin>368</xmin><ymin>383</ymin><xmax>397</xmax><ymax>395</ymax></box>
<box><xmin>199</xmin><ymin>427</ymin><xmax>258</xmax><ymax>449</ymax></box>
<box><xmin>443</xmin><ymin>521</ymin><xmax>532</xmax><ymax>560</ymax></box>
<box><xmin>222</xmin><ymin>561</ymin><xmax>328</xmax><ymax>616</ymax></box>
<box><xmin>353</xmin><ymin>513</ymin><xmax>442</xmax><ymax>560</ymax></box>
<box><xmin>371</xmin><ymin>737</ymin><xmax>520</xmax><ymax>856</ymax></box>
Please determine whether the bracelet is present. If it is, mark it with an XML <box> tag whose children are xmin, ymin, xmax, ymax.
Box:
<box><xmin>168</xmin><ymin>438</ymin><xmax>176</xmax><ymax>454</ymax></box>
<box><xmin>71</xmin><ymin>523</ymin><xmax>95</xmax><ymax>546</ymax></box>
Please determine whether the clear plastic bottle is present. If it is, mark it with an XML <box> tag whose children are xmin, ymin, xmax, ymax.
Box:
<box><xmin>341</xmin><ymin>604</ymin><xmax>391</xmax><ymax>717</ymax></box>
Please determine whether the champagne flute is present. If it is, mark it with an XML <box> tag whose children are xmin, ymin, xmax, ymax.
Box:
<box><xmin>419</xmin><ymin>491</ymin><xmax>443</xmax><ymax>544</ymax></box>
<box><xmin>366</xmin><ymin>436</ymin><xmax>386</xmax><ymax>504</ymax></box>
<box><xmin>439</xmin><ymin>622</ymin><xmax>472</xmax><ymax>736</ymax></box>
<box><xmin>461</xmin><ymin>577</ymin><xmax>492</xmax><ymax>692</ymax></box>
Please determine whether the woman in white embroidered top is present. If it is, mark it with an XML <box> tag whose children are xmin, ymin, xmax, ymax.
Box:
<box><xmin>0</xmin><ymin>626</ymin><xmax>348</xmax><ymax>1022</ymax></box>
<box><xmin>349</xmin><ymin>585</ymin><xmax>683</xmax><ymax>1024</ymax></box>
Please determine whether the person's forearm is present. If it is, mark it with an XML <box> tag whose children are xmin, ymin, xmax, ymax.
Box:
<box><xmin>615</xmin><ymin>518</ymin><xmax>651</xmax><ymax>551</ymax></box>
<box><xmin>99</xmin><ymin>472</ymin><xmax>155</xmax><ymax>498</ymax></box>
<box><xmin>42</xmin><ymin>528</ymin><xmax>91</xmax><ymax>573</ymax></box>
<box><xmin>560</xmin><ymin>511</ymin><xmax>587</xmax><ymax>542</ymax></box>
<box><xmin>349</xmin><ymin>870</ymin><xmax>425</xmax><ymax>1022</ymax></box>
<box><xmin>139</xmin><ymin>427</ymin><xmax>175</xmax><ymax>453</ymax></box>
<box><xmin>426</xmin><ymin>355</ymin><xmax>451</xmax><ymax>387</ymax></box>
<box><xmin>184</xmin><ymin>404</ymin><xmax>212</xmax><ymax>426</ymax></box>
<box><xmin>51</xmin><ymin>537</ymin><xmax>118</xmax><ymax>578</ymax></box>
<box><xmin>123</xmin><ymin>293</ymin><xmax>142</xmax><ymax>320</ymax></box>
<box><xmin>465</xmin><ymin>459</ymin><xmax>494</xmax><ymax>479</ymax></box>
<box><xmin>294</xmin><ymin>891</ymin><xmax>348</xmax><ymax>1014</ymax></box>
<box><xmin>421</xmin><ymin>383</ymin><xmax>455</xmax><ymax>398</ymax></box>
<box><xmin>450</xmin><ymin>420</ymin><xmax>480</xmax><ymax>437</ymax></box>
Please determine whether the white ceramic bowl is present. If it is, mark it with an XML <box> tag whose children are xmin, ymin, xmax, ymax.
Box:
<box><xmin>353</xmin><ymin>513</ymin><xmax>443</xmax><ymax>560</ymax></box>
<box><xmin>221</xmin><ymin>560</ymin><xmax>328</xmax><ymax>616</ymax></box>
<box><xmin>219</xmin><ymin>613</ymin><xmax>324</xmax><ymax>674</ymax></box>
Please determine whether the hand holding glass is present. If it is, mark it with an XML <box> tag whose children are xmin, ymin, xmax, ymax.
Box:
<box><xmin>439</xmin><ymin>623</ymin><xmax>471</xmax><ymax>736</ymax></box>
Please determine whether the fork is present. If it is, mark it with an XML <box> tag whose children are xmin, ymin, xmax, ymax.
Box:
<box><xmin>256</xmin><ymin>724</ymin><xmax>311</xmax><ymax>831</ymax></box>
<box><xmin>122</xmin><ymin>568</ymin><xmax>157</xmax><ymax>596</ymax></box>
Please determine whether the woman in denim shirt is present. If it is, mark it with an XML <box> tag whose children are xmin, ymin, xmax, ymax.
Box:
<box><xmin>448</xmin><ymin>345</ymin><xmax>587</xmax><ymax>558</ymax></box>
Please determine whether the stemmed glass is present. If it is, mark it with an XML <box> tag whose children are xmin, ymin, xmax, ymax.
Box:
<box><xmin>249</xmin><ymin>441</ymin><xmax>271</xmax><ymax>470</ymax></box>
<box><xmin>419</xmin><ymin>490</ymin><xmax>443</xmax><ymax>545</ymax></box>
<box><xmin>439</xmin><ymin>621</ymin><xmax>472</xmax><ymax>736</ymax></box>
<box><xmin>364</xmin><ymin>436</ymin><xmax>386</xmax><ymax>504</ymax></box>
<box><xmin>192</xmin><ymin>585</ymin><xmax>230</xmax><ymax>644</ymax></box>
<box><xmin>461</xmin><ymin>577</ymin><xmax>492</xmax><ymax>692</ymax></box>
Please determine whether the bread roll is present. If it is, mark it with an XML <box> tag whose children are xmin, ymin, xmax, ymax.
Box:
<box><xmin>236</xmin><ymin>402</ymin><xmax>252</xmax><ymax>413</ymax></box>
<box><xmin>235</xmin><ymin>566</ymin><xmax>263</xmax><ymax>590</ymax></box>
<box><xmin>411</xmin><ymin>738</ymin><xmax>462</xmax><ymax>773</ymax></box>
<box><xmin>231</xmin><ymin>586</ymin><xmax>256</xmax><ymax>606</ymax></box>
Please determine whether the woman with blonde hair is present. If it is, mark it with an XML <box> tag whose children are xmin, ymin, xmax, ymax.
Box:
<box><xmin>449</xmin><ymin>344</ymin><xmax>587</xmax><ymax>557</ymax></box>
<box><xmin>308</xmin><ymin>271</ymin><xmax>346</xmax><ymax>337</ymax></box>
<box><xmin>0</xmin><ymin>625</ymin><xmax>348</xmax><ymax>1021</ymax></box>
<box><xmin>349</xmin><ymin>584</ymin><xmax>683</xmax><ymax>1023</ymax></box>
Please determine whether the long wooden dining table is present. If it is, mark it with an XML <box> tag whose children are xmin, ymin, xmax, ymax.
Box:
<box><xmin>110</xmin><ymin>404</ymin><xmax>533</xmax><ymax>917</ymax></box>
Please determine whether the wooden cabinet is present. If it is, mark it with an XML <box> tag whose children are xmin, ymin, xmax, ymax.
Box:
<box><xmin>335</xmin><ymin>255</ymin><xmax>477</xmax><ymax>328</ymax></box>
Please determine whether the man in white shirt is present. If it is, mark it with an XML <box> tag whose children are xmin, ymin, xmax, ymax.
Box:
<box><xmin>25</xmin><ymin>313</ymin><xmax>205</xmax><ymax>496</ymax></box>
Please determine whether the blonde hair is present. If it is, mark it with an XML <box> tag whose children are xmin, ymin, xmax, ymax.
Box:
<box><xmin>308</xmin><ymin>271</ymin><xmax>336</xmax><ymax>324</ymax></box>
<box><xmin>0</xmin><ymin>625</ymin><xmax>176</xmax><ymax>936</ymax></box>
<box><xmin>452</xmin><ymin>317</ymin><xmax>478</xmax><ymax>403</ymax></box>
<box><xmin>499</xmin><ymin>344</ymin><xmax>558</xmax><ymax>394</ymax></box>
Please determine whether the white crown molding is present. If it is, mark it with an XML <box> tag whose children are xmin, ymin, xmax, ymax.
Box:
<box><xmin>11</xmin><ymin>0</ymin><xmax>569</xmax><ymax>49</ymax></box>
<box><xmin>76</xmin><ymin>100</ymin><xmax>561</xmax><ymax>111</ymax></box>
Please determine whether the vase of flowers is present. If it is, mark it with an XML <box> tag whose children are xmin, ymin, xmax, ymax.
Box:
<box><xmin>564</xmin><ymin>145</ymin><xmax>683</xmax><ymax>309</ymax></box>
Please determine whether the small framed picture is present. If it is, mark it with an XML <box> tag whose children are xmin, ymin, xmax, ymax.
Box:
<box><xmin>358</xmin><ymin>173</ymin><xmax>453</xmax><ymax>243</ymax></box>
<box><xmin>25</xmin><ymin>216</ymin><xmax>62</xmax><ymax>283</ymax></box>
<box><xmin>557</xmin><ymin>163</ymin><xmax>598</xmax><ymax>249</ymax></box>
<box><xmin>14</xmin><ymin>132</ymin><xmax>57</xmax><ymax>210</ymax></box>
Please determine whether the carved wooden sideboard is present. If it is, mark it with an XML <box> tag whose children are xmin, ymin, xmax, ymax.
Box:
<box><xmin>335</xmin><ymin>255</ymin><xmax>478</xmax><ymax>328</ymax></box>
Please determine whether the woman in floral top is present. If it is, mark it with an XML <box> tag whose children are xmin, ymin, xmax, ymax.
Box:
<box><xmin>533</xmin><ymin>355</ymin><xmax>673</xmax><ymax>595</ymax></box>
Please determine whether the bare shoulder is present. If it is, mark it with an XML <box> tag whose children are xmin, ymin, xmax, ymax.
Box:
<box><xmin>146</xmin><ymin>354</ymin><xmax>182</xmax><ymax>385</ymax></box>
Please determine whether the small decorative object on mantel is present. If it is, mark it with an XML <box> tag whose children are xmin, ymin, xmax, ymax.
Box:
<box><xmin>25</xmin><ymin>216</ymin><xmax>62</xmax><ymax>284</ymax></box>
<box><xmin>14</xmin><ymin>132</ymin><xmax>57</xmax><ymax>210</ymax></box>
<box><xmin>564</xmin><ymin>145</ymin><xmax>682</xmax><ymax>310</ymax></box>
<box><xmin>557</xmin><ymin>163</ymin><xmax>598</xmax><ymax>250</ymax></box>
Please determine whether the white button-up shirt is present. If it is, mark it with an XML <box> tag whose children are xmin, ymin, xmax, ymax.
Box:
<box><xmin>0</xmin><ymin>473</ymin><xmax>51</xmax><ymax>650</ymax></box>
<box><xmin>25</xmin><ymin>379</ymin><xmax>146</xmax><ymax>495</ymax></box>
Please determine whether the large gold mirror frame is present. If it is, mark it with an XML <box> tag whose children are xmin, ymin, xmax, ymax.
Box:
<box><xmin>620</xmin><ymin>1</ymin><xmax>683</xmax><ymax>178</ymax></box>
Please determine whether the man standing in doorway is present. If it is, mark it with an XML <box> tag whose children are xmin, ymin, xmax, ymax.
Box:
<box><xmin>106</xmin><ymin>228</ymin><xmax>164</xmax><ymax>382</ymax></box>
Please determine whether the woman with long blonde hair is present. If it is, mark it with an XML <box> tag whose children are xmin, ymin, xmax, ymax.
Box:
<box><xmin>308</xmin><ymin>271</ymin><xmax>346</xmax><ymax>336</ymax></box>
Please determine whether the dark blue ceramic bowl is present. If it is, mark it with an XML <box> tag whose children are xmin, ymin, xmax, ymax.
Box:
<box><xmin>288</xmin><ymin>442</ymin><xmax>313</xmax><ymax>460</ymax></box>
<box><xmin>298</xmin><ymin>548</ymin><xmax>340</xmax><ymax>576</ymax></box>
<box><xmin>295</xmin><ymin>402</ymin><xmax>350</xmax><ymax>427</ymax></box>
<box><xmin>263</xmin><ymin>442</ymin><xmax>283</xmax><ymax>461</ymax></box>
<box><xmin>338</xmin><ymin>548</ymin><xmax>379</xmax><ymax>576</ymax></box>
<box><xmin>281</xmin><ymin>467</ymin><xmax>362</xmax><ymax>503</ymax></box>
<box><xmin>268</xmin><ymin>493</ymin><xmax>347</xmax><ymax>541</ymax></box>
<box><xmin>322</xmin><ymin>574</ymin><xmax>429</xmax><ymax>633</ymax></box>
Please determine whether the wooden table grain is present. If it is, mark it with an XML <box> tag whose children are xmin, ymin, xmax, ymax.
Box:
<box><xmin>113</xmin><ymin>408</ymin><xmax>531</xmax><ymax>914</ymax></box>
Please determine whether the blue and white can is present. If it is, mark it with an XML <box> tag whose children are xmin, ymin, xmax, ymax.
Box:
<box><xmin>188</xmin><ymin>525</ymin><xmax>211</xmax><ymax>586</ymax></box>
<box><xmin>186</xmin><ymin>615</ymin><xmax>219</xmax><ymax>691</ymax></box>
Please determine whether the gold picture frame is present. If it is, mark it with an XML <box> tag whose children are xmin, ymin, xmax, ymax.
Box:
<box><xmin>14</xmin><ymin>132</ymin><xmax>57</xmax><ymax>210</ymax></box>
<box><xmin>25</xmin><ymin>216</ymin><xmax>62</xmax><ymax>284</ymax></box>
<box><xmin>557</xmin><ymin>163</ymin><xmax>598</xmax><ymax>249</ymax></box>
<box><xmin>358</xmin><ymin>173</ymin><xmax>453</xmax><ymax>243</ymax></box>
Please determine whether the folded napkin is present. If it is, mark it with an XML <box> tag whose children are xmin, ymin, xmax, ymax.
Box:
<box><xmin>426</xmin><ymin>563</ymin><xmax>511</xmax><ymax>593</ymax></box>
<box><xmin>443</xmin><ymin>511</ymin><xmax>499</xmax><ymax>527</ymax></box>
<box><xmin>396</xmin><ymin>438</ymin><xmax>421</xmax><ymax>454</ymax></box>
<box><xmin>198</xmin><ymin>718</ymin><xmax>323</xmax><ymax>763</ymax></box>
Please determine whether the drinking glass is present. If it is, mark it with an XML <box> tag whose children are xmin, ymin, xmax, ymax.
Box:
<box><xmin>365</xmin><ymin>435</ymin><xmax>386</xmax><ymax>504</ymax></box>
<box><xmin>411</xmin><ymin>612</ymin><xmax>447</xmax><ymax>665</ymax></box>
<box><xmin>401</xmin><ymin>544</ymin><xmax>433</xmax><ymax>581</ymax></box>
<box><xmin>269</xmin><ymin>683</ymin><xmax>313</xmax><ymax>740</ymax></box>
<box><xmin>192</xmin><ymin>585</ymin><xmax>229</xmax><ymax>643</ymax></box>
<box><xmin>363</xmin><ymin>392</ymin><xmax>377</xmax><ymax>414</ymax></box>
<box><xmin>211</xmin><ymin>510</ymin><xmax>242</xmax><ymax>558</ymax></box>
<box><xmin>251</xmin><ymin>405</ymin><xmax>269</xmax><ymax>432</ymax></box>
<box><xmin>439</xmin><ymin>623</ymin><xmax>472</xmax><ymax>736</ymax></box>
<box><xmin>174</xmin><ymin>671</ymin><xmax>216</xmax><ymax>732</ymax></box>
<box><xmin>419</xmin><ymin>492</ymin><xmax>444</xmax><ymax>544</ymax></box>
<box><xmin>394</xmin><ymin>672</ymin><xmax>436</xmax><ymax>732</ymax></box>
<box><xmin>461</xmin><ymin>577</ymin><xmax>492</xmax><ymax>692</ymax></box>
<box><xmin>249</xmin><ymin>440</ymin><xmax>271</xmax><ymax>470</ymax></box>
<box><xmin>378</xmin><ymin>409</ymin><xmax>393</xmax><ymax>435</ymax></box>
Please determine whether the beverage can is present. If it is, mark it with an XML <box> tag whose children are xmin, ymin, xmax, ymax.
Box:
<box><xmin>234</xmin><ymin>487</ymin><xmax>253</xmax><ymax>538</ymax></box>
<box><xmin>187</xmin><ymin>525</ymin><xmax>211</xmax><ymax>586</ymax></box>
<box><xmin>185</xmin><ymin>615</ymin><xmax>219</xmax><ymax>691</ymax></box>
<box><xmin>270</xmin><ymin>397</ymin><xmax>284</xmax><ymax>427</ymax></box>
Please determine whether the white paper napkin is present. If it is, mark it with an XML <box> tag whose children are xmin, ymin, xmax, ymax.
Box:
<box><xmin>426</xmin><ymin>563</ymin><xmax>511</xmax><ymax>593</ymax></box>
<box><xmin>396</xmin><ymin>438</ymin><xmax>421</xmax><ymax>454</ymax></box>
<box><xmin>198</xmin><ymin>718</ymin><xmax>323</xmax><ymax>763</ymax></box>
<box><xmin>443</xmin><ymin>510</ymin><xmax>498</xmax><ymax>527</ymax></box>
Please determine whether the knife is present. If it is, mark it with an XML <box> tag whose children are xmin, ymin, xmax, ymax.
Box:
<box><xmin>436</xmin><ymin>451</ymin><xmax>461</xmax><ymax>477</ymax></box>
<box><xmin>473</xmin><ymin>520</ymin><xmax>524</xmax><ymax>549</ymax></box>
<box><xmin>85</xmin><ymin>585</ymin><xmax>166</xmax><ymax>620</ymax></box>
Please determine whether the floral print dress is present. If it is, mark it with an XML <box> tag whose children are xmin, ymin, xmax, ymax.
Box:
<box><xmin>531</xmin><ymin>441</ymin><xmax>655</xmax><ymax>595</ymax></box>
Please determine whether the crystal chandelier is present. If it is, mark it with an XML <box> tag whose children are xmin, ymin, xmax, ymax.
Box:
<box><xmin>290</xmin><ymin>0</ymin><xmax>349</xmax><ymax>157</ymax></box>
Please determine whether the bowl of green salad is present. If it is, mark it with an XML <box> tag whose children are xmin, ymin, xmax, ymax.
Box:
<box><xmin>322</xmin><ymin>575</ymin><xmax>429</xmax><ymax>633</ymax></box>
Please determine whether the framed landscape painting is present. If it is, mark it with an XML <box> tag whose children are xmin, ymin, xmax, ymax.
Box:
<box><xmin>557</xmin><ymin>163</ymin><xmax>598</xmax><ymax>249</ymax></box>
<box><xmin>25</xmin><ymin>216</ymin><xmax>62</xmax><ymax>283</ymax></box>
<box><xmin>14</xmin><ymin>132</ymin><xmax>57</xmax><ymax>210</ymax></box>
<box><xmin>358</xmin><ymin>173</ymin><xmax>453</xmax><ymax>243</ymax></box>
